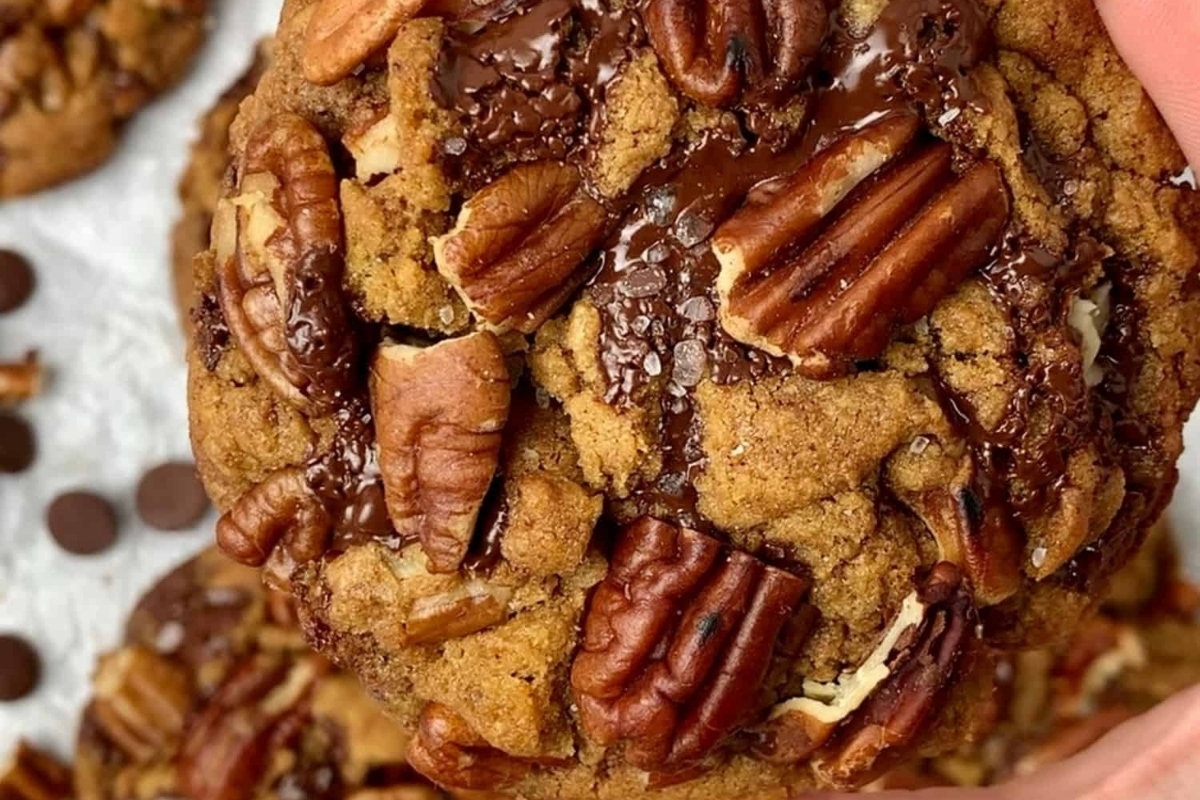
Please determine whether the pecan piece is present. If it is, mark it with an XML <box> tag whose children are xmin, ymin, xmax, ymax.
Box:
<box><xmin>571</xmin><ymin>517</ymin><xmax>809</xmax><ymax>770</ymax></box>
<box><xmin>895</xmin><ymin>457</ymin><xmax>1023</xmax><ymax>606</ymax></box>
<box><xmin>178</xmin><ymin>653</ymin><xmax>325</xmax><ymax>800</ymax></box>
<box><xmin>642</xmin><ymin>0</ymin><xmax>828</xmax><ymax>106</ymax></box>
<box><xmin>0</xmin><ymin>354</ymin><xmax>42</xmax><ymax>404</ymax></box>
<box><xmin>759</xmin><ymin>563</ymin><xmax>976</xmax><ymax>789</ymax></box>
<box><xmin>433</xmin><ymin>162</ymin><xmax>609</xmax><ymax>334</ymax></box>
<box><xmin>216</xmin><ymin>468</ymin><xmax>332</xmax><ymax>591</ymax></box>
<box><xmin>217</xmin><ymin>113</ymin><xmax>357</xmax><ymax>412</ymax></box>
<box><xmin>403</xmin><ymin>577</ymin><xmax>513</xmax><ymax>645</ymax></box>
<box><xmin>0</xmin><ymin>742</ymin><xmax>71</xmax><ymax>800</ymax></box>
<box><xmin>302</xmin><ymin>0</ymin><xmax>427</xmax><ymax>85</ymax></box>
<box><xmin>713</xmin><ymin>115</ymin><xmax>1011</xmax><ymax>377</ymax></box>
<box><xmin>407</xmin><ymin>703</ymin><xmax>532</xmax><ymax>791</ymax></box>
<box><xmin>369</xmin><ymin>333</ymin><xmax>511</xmax><ymax>573</ymax></box>
<box><xmin>90</xmin><ymin>646</ymin><xmax>193</xmax><ymax>762</ymax></box>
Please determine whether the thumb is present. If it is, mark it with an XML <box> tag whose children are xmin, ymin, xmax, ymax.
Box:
<box><xmin>798</xmin><ymin>683</ymin><xmax>1200</xmax><ymax>800</ymax></box>
<box><xmin>1094</xmin><ymin>0</ymin><xmax>1200</xmax><ymax>169</ymax></box>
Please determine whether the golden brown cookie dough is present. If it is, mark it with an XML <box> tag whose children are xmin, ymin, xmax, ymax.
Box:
<box><xmin>73</xmin><ymin>548</ymin><xmax>451</xmax><ymax>800</ymax></box>
<box><xmin>173</xmin><ymin>41</ymin><xmax>271</xmax><ymax>327</ymax></box>
<box><xmin>187</xmin><ymin>0</ymin><xmax>1200</xmax><ymax>796</ymax></box>
<box><xmin>0</xmin><ymin>0</ymin><xmax>211</xmax><ymax>198</ymax></box>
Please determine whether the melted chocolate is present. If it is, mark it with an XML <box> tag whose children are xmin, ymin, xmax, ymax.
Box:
<box><xmin>434</xmin><ymin>0</ymin><xmax>642</xmax><ymax>189</ymax></box>
<box><xmin>287</xmin><ymin>249</ymin><xmax>361</xmax><ymax>412</ymax></box>
<box><xmin>306</xmin><ymin>403</ymin><xmax>398</xmax><ymax>551</ymax></box>
<box><xmin>462</xmin><ymin>478</ymin><xmax>509</xmax><ymax>574</ymax></box>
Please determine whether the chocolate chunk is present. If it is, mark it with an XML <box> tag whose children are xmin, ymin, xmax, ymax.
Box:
<box><xmin>0</xmin><ymin>634</ymin><xmax>41</xmax><ymax>701</ymax></box>
<box><xmin>0</xmin><ymin>249</ymin><xmax>34</xmax><ymax>313</ymax></box>
<box><xmin>0</xmin><ymin>412</ymin><xmax>35</xmax><ymax>473</ymax></box>
<box><xmin>46</xmin><ymin>491</ymin><xmax>119</xmax><ymax>555</ymax></box>
<box><xmin>136</xmin><ymin>461</ymin><xmax>210</xmax><ymax>531</ymax></box>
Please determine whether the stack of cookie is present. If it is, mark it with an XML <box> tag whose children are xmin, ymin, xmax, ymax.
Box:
<box><xmin>2</xmin><ymin>0</ymin><xmax>1200</xmax><ymax>799</ymax></box>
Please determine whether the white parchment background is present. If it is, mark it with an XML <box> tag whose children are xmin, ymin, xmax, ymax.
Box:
<box><xmin>0</xmin><ymin>0</ymin><xmax>1196</xmax><ymax>762</ymax></box>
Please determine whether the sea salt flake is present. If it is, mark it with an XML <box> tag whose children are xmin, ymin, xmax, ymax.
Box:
<box><xmin>646</xmin><ymin>186</ymin><xmax>677</xmax><ymax>225</ymax></box>
<box><xmin>679</xmin><ymin>296</ymin><xmax>715</xmax><ymax>322</ymax></box>
<box><xmin>674</xmin><ymin>212</ymin><xmax>714</xmax><ymax>248</ymax></box>
<box><xmin>1031</xmin><ymin>546</ymin><xmax>1048</xmax><ymax>569</ymax></box>
<box><xmin>672</xmin><ymin>340</ymin><xmax>707</xmax><ymax>387</ymax></box>
<box><xmin>643</xmin><ymin>352</ymin><xmax>663</xmax><ymax>377</ymax></box>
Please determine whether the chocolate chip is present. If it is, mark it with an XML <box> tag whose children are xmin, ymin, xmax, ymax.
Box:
<box><xmin>136</xmin><ymin>461</ymin><xmax>210</xmax><ymax>531</ymax></box>
<box><xmin>0</xmin><ymin>412</ymin><xmax>35</xmax><ymax>473</ymax></box>
<box><xmin>0</xmin><ymin>634</ymin><xmax>41</xmax><ymax>701</ymax></box>
<box><xmin>46</xmin><ymin>491</ymin><xmax>119</xmax><ymax>555</ymax></box>
<box><xmin>0</xmin><ymin>249</ymin><xmax>35</xmax><ymax>313</ymax></box>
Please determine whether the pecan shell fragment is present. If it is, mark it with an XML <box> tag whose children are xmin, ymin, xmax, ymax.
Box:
<box><xmin>217</xmin><ymin>113</ymin><xmax>357</xmax><ymax>412</ymax></box>
<box><xmin>642</xmin><ymin>0</ymin><xmax>828</xmax><ymax>106</ymax></box>
<box><xmin>571</xmin><ymin>517</ymin><xmax>809</xmax><ymax>770</ymax></box>
<box><xmin>407</xmin><ymin>703</ymin><xmax>532</xmax><ymax>791</ymax></box>
<box><xmin>713</xmin><ymin>115</ymin><xmax>1011</xmax><ymax>377</ymax></box>
<box><xmin>433</xmin><ymin>162</ymin><xmax>610</xmax><ymax>334</ymax></box>
<box><xmin>759</xmin><ymin>563</ymin><xmax>977</xmax><ymax>789</ymax></box>
<box><xmin>369</xmin><ymin>332</ymin><xmax>511</xmax><ymax>573</ymax></box>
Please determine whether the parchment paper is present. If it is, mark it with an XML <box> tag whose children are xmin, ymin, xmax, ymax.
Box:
<box><xmin>0</xmin><ymin>0</ymin><xmax>1196</xmax><ymax>762</ymax></box>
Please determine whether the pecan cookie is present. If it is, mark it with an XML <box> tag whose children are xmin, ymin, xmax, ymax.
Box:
<box><xmin>877</xmin><ymin>518</ymin><xmax>1200</xmax><ymax>789</ymax></box>
<box><xmin>173</xmin><ymin>42</ymin><xmax>272</xmax><ymax>327</ymax></box>
<box><xmin>188</xmin><ymin>0</ymin><xmax>1200</xmax><ymax>796</ymax></box>
<box><xmin>0</xmin><ymin>0</ymin><xmax>210</xmax><ymax>198</ymax></box>
<box><xmin>73</xmin><ymin>548</ymin><xmax>451</xmax><ymax>800</ymax></box>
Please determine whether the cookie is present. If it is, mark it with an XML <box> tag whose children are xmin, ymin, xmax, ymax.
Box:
<box><xmin>73</xmin><ymin>548</ymin><xmax>451</xmax><ymax>800</ymax></box>
<box><xmin>0</xmin><ymin>0</ymin><xmax>211</xmax><ymax>198</ymax></box>
<box><xmin>187</xmin><ymin>0</ymin><xmax>1200</xmax><ymax>796</ymax></box>
<box><xmin>173</xmin><ymin>42</ymin><xmax>271</xmax><ymax>326</ymax></box>
<box><xmin>1</xmin><ymin>741</ymin><xmax>72</xmax><ymax>800</ymax></box>
<box><xmin>876</xmin><ymin>518</ymin><xmax>1200</xmax><ymax>789</ymax></box>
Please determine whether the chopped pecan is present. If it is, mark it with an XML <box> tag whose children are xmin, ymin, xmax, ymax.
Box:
<box><xmin>90</xmin><ymin>646</ymin><xmax>193</xmax><ymax>762</ymax></box>
<box><xmin>0</xmin><ymin>742</ymin><xmax>71</xmax><ymax>800</ymax></box>
<box><xmin>178</xmin><ymin>653</ymin><xmax>324</xmax><ymax>800</ymax></box>
<box><xmin>0</xmin><ymin>354</ymin><xmax>41</xmax><ymax>404</ymax></box>
<box><xmin>404</xmin><ymin>578</ymin><xmax>513</xmax><ymax>645</ymax></box>
<box><xmin>407</xmin><ymin>703</ymin><xmax>532</xmax><ymax>791</ymax></box>
<box><xmin>433</xmin><ymin>162</ymin><xmax>610</xmax><ymax>334</ymax></box>
<box><xmin>759</xmin><ymin>563</ymin><xmax>976</xmax><ymax>789</ymax></box>
<box><xmin>302</xmin><ymin>0</ymin><xmax>427</xmax><ymax>86</ymax></box>
<box><xmin>642</xmin><ymin>0</ymin><xmax>828</xmax><ymax>106</ymax></box>
<box><xmin>894</xmin><ymin>457</ymin><xmax>1023</xmax><ymax>606</ymax></box>
<box><xmin>570</xmin><ymin>517</ymin><xmax>809</xmax><ymax>770</ymax></box>
<box><xmin>216</xmin><ymin>468</ymin><xmax>332</xmax><ymax>591</ymax></box>
<box><xmin>713</xmin><ymin>115</ymin><xmax>1011</xmax><ymax>377</ymax></box>
<box><xmin>217</xmin><ymin>113</ymin><xmax>357</xmax><ymax>412</ymax></box>
<box><xmin>369</xmin><ymin>333</ymin><xmax>511</xmax><ymax>573</ymax></box>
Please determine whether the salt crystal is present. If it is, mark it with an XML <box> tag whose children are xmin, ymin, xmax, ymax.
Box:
<box><xmin>535</xmin><ymin>387</ymin><xmax>552</xmax><ymax>408</ymax></box>
<box><xmin>443</xmin><ymin>137</ymin><xmax>468</xmax><ymax>156</ymax></box>
<box><xmin>646</xmin><ymin>186</ymin><xmax>677</xmax><ymax>225</ymax></box>
<box><xmin>1031</xmin><ymin>546</ymin><xmax>1048</xmax><ymax>569</ymax></box>
<box><xmin>631</xmin><ymin>315</ymin><xmax>652</xmax><ymax>335</ymax></box>
<box><xmin>937</xmin><ymin>107</ymin><xmax>961</xmax><ymax>126</ymax></box>
<box><xmin>674</xmin><ymin>212</ymin><xmax>714</xmax><ymax>248</ymax></box>
<box><xmin>909</xmin><ymin>435</ymin><xmax>930</xmax><ymax>455</ymax></box>
<box><xmin>644</xmin><ymin>243</ymin><xmax>671</xmax><ymax>264</ymax></box>
<box><xmin>679</xmin><ymin>296</ymin><xmax>715</xmax><ymax>322</ymax></box>
<box><xmin>623</xmin><ymin>266</ymin><xmax>667</xmax><ymax>298</ymax></box>
<box><xmin>672</xmin><ymin>340</ymin><xmax>707</xmax><ymax>387</ymax></box>
<box><xmin>155</xmin><ymin>621</ymin><xmax>185</xmax><ymax>653</ymax></box>
<box><xmin>438</xmin><ymin>306</ymin><xmax>456</xmax><ymax>325</ymax></box>
<box><xmin>730</xmin><ymin>443</ymin><xmax>747</xmax><ymax>457</ymax></box>
<box><xmin>643</xmin><ymin>351</ymin><xmax>662</xmax><ymax>376</ymax></box>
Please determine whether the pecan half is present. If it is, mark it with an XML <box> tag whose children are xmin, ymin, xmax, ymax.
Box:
<box><xmin>759</xmin><ymin>563</ymin><xmax>976</xmax><ymax>789</ymax></box>
<box><xmin>0</xmin><ymin>742</ymin><xmax>71</xmax><ymax>800</ymax></box>
<box><xmin>407</xmin><ymin>703</ymin><xmax>532</xmax><ymax>791</ymax></box>
<box><xmin>0</xmin><ymin>354</ymin><xmax>41</xmax><ymax>404</ymax></box>
<box><xmin>894</xmin><ymin>457</ymin><xmax>1023</xmax><ymax>606</ymax></box>
<box><xmin>571</xmin><ymin>517</ymin><xmax>809</xmax><ymax>770</ymax></box>
<box><xmin>713</xmin><ymin>115</ymin><xmax>1011</xmax><ymax>377</ymax></box>
<box><xmin>432</xmin><ymin>162</ymin><xmax>609</xmax><ymax>334</ymax></box>
<box><xmin>90</xmin><ymin>646</ymin><xmax>194</xmax><ymax>762</ymax></box>
<box><xmin>178</xmin><ymin>653</ymin><xmax>324</xmax><ymax>800</ymax></box>
<box><xmin>369</xmin><ymin>333</ymin><xmax>511</xmax><ymax>573</ymax></box>
<box><xmin>302</xmin><ymin>0</ymin><xmax>427</xmax><ymax>85</ymax></box>
<box><xmin>217</xmin><ymin>113</ymin><xmax>357</xmax><ymax>412</ymax></box>
<box><xmin>216</xmin><ymin>468</ymin><xmax>332</xmax><ymax>591</ymax></box>
<box><xmin>642</xmin><ymin>0</ymin><xmax>828</xmax><ymax>106</ymax></box>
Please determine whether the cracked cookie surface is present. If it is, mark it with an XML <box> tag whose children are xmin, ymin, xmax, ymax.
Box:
<box><xmin>73</xmin><ymin>548</ymin><xmax>455</xmax><ymax>800</ymax></box>
<box><xmin>0</xmin><ymin>0</ymin><xmax>210</xmax><ymax>198</ymax></box>
<box><xmin>188</xmin><ymin>0</ymin><xmax>1200</xmax><ymax>796</ymax></box>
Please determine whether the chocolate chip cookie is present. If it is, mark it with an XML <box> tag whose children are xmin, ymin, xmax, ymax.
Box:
<box><xmin>73</xmin><ymin>548</ymin><xmax>449</xmax><ymax>800</ymax></box>
<box><xmin>0</xmin><ymin>0</ymin><xmax>211</xmax><ymax>198</ymax></box>
<box><xmin>187</xmin><ymin>0</ymin><xmax>1200</xmax><ymax>796</ymax></box>
<box><xmin>173</xmin><ymin>42</ymin><xmax>271</xmax><ymax>327</ymax></box>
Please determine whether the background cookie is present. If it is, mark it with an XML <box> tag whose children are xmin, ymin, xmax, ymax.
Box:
<box><xmin>173</xmin><ymin>41</ymin><xmax>271</xmax><ymax>328</ymax></box>
<box><xmin>0</xmin><ymin>0</ymin><xmax>211</xmax><ymax>198</ymax></box>
<box><xmin>73</xmin><ymin>548</ymin><xmax>451</xmax><ymax>800</ymax></box>
<box><xmin>188</xmin><ymin>0</ymin><xmax>1200</xmax><ymax>796</ymax></box>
